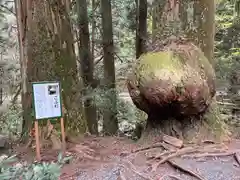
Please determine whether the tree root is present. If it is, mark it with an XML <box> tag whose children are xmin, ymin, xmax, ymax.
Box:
<box><xmin>167</xmin><ymin>159</ymin><xmax>206</xmax><ymax>180</ymax></box>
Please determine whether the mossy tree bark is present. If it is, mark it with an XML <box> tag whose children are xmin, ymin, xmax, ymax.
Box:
<box><xmin>77</xmin><ymin>0</ymin><xmax>98</xmax><ymax>135</ymax></box>
<box><xmin>28</xmin><ymin>0</ymin><xmax>86</xmax><ymax>133</ymax></box>
<box><xmin>15</xmin><ymin>0</ymin><xmax>34</xmax><ymax>142</ymax></box>
<box><xmin>128</xmin><ymin>40</ymin><xmax>228</xmax><ymax>144</ymax></box>
<box><xmin>101</xmin><ymin>0</ymin><xmax>118</xmax><ymax>135</ymax></box>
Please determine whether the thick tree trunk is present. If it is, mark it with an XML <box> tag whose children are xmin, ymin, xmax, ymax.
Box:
<box><xmin>42</xmin><ymin>0</ymin><xmax>86</xmax><ymax>132</ymax></box>
<box><xmin>141</xmin><ymin>107</ymin><xmax>228</xmax><ymax>144</ymax></box>
<box><xmin>77</xmin><ymin>0</ymin><xmax>98</xmax><ymax>135</ymax></box>
<box><xmin>136</xmin><ymin>0</ymin><xmax>147</xmax><ymax>58</ymax></box>
<box><xmin>128</xmin><ymin>40</ymin><xmax>228</xmax><ymax>144</ymax></box>
<box><xmin>101</xmin><ymin>0</ymin><xmax>118</xmax><ymax>135</ymax></box>
<box><xmin>15</xmin><ymin>0</ymin><xmax>33</xmax><ymax>141</ymax></box>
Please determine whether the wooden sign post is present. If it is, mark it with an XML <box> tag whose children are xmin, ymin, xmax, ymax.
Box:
<box><xmin>32</xmin><ymin>81</ymin><xmax>65</xmax><ymax>161</ymax></box>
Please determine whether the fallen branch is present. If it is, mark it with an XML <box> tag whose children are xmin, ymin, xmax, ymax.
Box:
<box><xmin>123</xmin><ymin>160</ymin><xmax>154</xmax><ymax>180</ymax></box>
<box><xmin>152</xmin><ymin>145</ymin><xmax>226</xmax><ymax>171</ymax></box>
<box><xmin>168</xmin><ymin>159</ymin><xmax>206</xmax><ymax>180</ymax></box>
<box><xmin>183</xmin><ymin>151</ymin><xmax>237</xmax><ymax>159</ymax></box>
<box><xmin>152</xmin><ymin>146</ymin><xmax>196</xmax><ymax>170</ymax></box>
<box><xmin>162</xmin><ymin>135</ymin><xmax>183</xmax><ymax>148</ymax></box>
<box><xmin>168</xmin><ymin>175</ymin><xmax>183</xmax><ymax>180</ymax></box>
<box><xmin>147</xmin><ymin>150</ymin><xmax>175</xmax><ymax>160</ymax></box>
<box><xmin>159</xmin><ymin>174</ymin><xmax>183</xmax><ymax>180</ymax></box>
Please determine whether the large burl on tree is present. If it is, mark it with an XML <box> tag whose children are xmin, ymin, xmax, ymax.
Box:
<box><xmin>127</xmin><ymin>38</ymin><xmax>228</xmax><ymax>143</ymax></box>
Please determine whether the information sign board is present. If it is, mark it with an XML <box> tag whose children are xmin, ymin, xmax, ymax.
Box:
<box><xmin>32</xmin><ymin>81</ymin><xmax>62</xmax><ymax>119</ymax></box>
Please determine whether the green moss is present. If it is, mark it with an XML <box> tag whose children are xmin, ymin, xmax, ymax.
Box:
<box><xmin>134</xmin><ymin>43</ymin><xmax>215</xmax><ymax>89</ymax></box>
<box><xmin>137</xmin><ymin>51</ymin><xmax>183</xmax><ymax>72</ymax></box>
<box><xmin>135</xmin><ymin>51</ymin><xmax>186</xmax><ymax>86</ymax></box>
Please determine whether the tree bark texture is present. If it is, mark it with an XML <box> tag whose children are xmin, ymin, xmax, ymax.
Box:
<box><xmin>101</xmin><ymin>0</ymin><xmax>118</xmax><ymax>135</ymax></box>
<box><xmin>77</xmin><ymin>0</ymin><xmax>98</xmax><ymax>135</ymax></box>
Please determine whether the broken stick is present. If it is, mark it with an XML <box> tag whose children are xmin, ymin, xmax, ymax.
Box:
<box><xmin>168</xmin><ymin>159</ymin><xmax>206</xmax><ymax>180</ymax></box>
<box><xmin>132</xmin><ymin>143</ymin><xmax>166</xmax><ymax>153</ymax></box>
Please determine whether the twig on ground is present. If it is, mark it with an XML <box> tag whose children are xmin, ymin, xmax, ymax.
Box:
<box><xmin>168</xmin><ymin>175</ymin><xmax>184</xmax><ymax>180</ymax></box>
<box><xmin>132</xmin><ymin>143</ymin><xmax>166</xmax><ymax>153</ymax></box>
<box><xmin>167</xmin><ymin>159</ymin><xmax>206</xmax><ymax>180</ymax></box>
<box><xmin>119</xmin><ymin>171</ymin><xmax>127</xmax><ymax>180</ymax></box>
<box><xmin>159</xmin><ymin>174</ymin><xmax>183</xmax><ymax>180</ymax></box>
<box><xmin>151</xmin><ymin>150</ymin><xmax>176</xmax><ymax>160</ymax></box>
<box><xmin>183</xmin><ymin>151</ymin><xmax>237</xmax><ymax>159</ymax></box>
<box><xmin>234</xmin><ymin>152</ymin><xmax>240</xmax><ymax>166</ymax></box>
<box><xmin>124</xmin><ymin>160</ymin><xmax>154</xmax><ymax>180</ymax></box>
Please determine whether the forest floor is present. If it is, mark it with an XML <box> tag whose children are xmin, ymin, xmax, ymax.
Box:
<box><xmin>11</xmin><ymin>135</ymin><xmax>240</xmax><ymax>180</ymax></box>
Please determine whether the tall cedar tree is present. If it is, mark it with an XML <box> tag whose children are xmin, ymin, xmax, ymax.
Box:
<box><xmin>77</xmin><ymin>0</ymin><xmax>98</xmax><ymax>135</ymax></box>
<box><xmin>15</xmin><ymin>0</ymin><xmax>34</xmax><ymax>141</ymax></box>
<box><xmin>136</xmin><ymin>0</ymin><xmax>147</xmax><ymax>58</ymax></box>
<box><xmin>101</xmin><ymin>0</ymin><xmax>118</xmax><ymax>135</ymax></box>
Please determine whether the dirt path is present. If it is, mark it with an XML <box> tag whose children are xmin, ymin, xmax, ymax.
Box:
<box><xmin>12</xmin><ymin>137</ymin><xmax>240</xmax><ymax>180</ymax></box>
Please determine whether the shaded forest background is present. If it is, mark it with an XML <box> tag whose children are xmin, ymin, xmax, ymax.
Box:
<box><xmin>0</xmin><ymin>0</ymin><xmax>239</xmax><ymax>142</ymax></box>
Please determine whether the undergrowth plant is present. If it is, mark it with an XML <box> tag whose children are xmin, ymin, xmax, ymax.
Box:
<box><xmin>0</xmin><ymin>153</ymin><xmax>72</xmax><ymax>180</ymax></box>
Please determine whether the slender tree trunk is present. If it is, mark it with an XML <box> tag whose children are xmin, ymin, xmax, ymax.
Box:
<box><xmin>136</xmin><ymin>0</ymin><xmax>147</xmax><ymax>58</ymax></box>
<box><xmin>179</xmin><ymin>0</ymin><xmax>188</xmax><ymax>31</ymax></box>
<box><xmin>92</xmin><ymin>0</ymin><xmax>96</xmax><ymax>58</ymax></box>
<box><xmin>101</xmin><ymin>0</ymin><xmax>118</xmax><ymax>135</ymax></box>
<box><xmin>193</xmin><ymin>0</ymin><xmax>215</xmax><ymax>66</ymax></box>
<box><xmin>0</xmin><ymin>52</ymin><xmax>2</xmax><ymax>106</ymax></box>
<box><xmin>152</xmin><ymin>0</ymin><xmax>168</xmax><ymax>39</ymax></box>
<box><xmin>77</xmin><ymin>0</ymin><xmax>98</xmax><ymax>135</ymax></box>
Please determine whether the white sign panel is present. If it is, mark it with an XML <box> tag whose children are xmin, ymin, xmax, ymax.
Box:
<box><xmin>32</xmin><ymin>82</ymin><xmax>62</xmax><ymax>119</ymax></box>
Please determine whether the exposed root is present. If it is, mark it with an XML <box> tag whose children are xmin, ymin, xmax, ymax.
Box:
<box><xmin>168</xmin><ymin>159</ymin><xmax>206</xmax><ymax>180</ymax></box>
